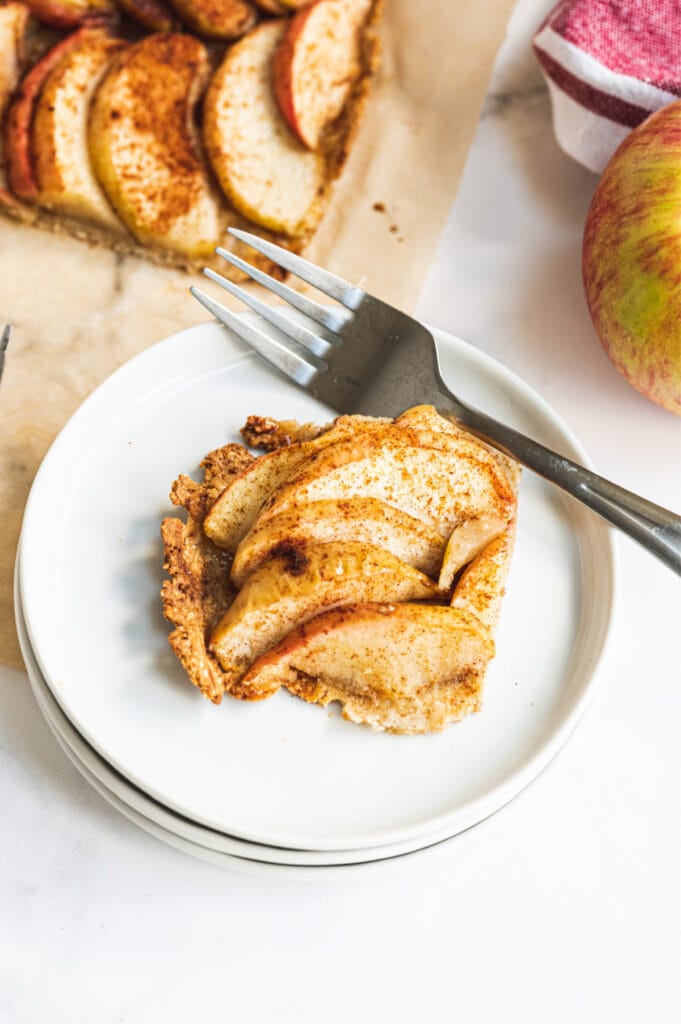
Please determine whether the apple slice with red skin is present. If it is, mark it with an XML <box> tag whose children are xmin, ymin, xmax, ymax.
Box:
<box><xmin>203</xmin><ymin>19</ymin><xmax>325</xmax><ymax>234</ymax></box>
<box><xmin>0</xmin><ymin>2</ymin><xmax>30</xmax><ymax>207</ymax></box>
<box><xmin>22</xmin><ymin>0</ymin><xmax>115</xmax><ymax>29</ymax></box>
<box><xmin>32</xmin><ymin>28</ymin><xmax>128</xmax><ymax>230</ymax></box>
<box><xmin>210</xmin><ymin>541</ymin><xmax>443</xmax><ymax>690</ymax></box>
<box><xmin>4</xmin><ymin>27</ymin><xmax>93</xmax><ymax>200</ymax></box>
<box><xmin>0</xmin><ymin>2</ymin><xmax>28</xmax><ymax>110</ymax></box>
<box><xmin>240</xmin><ymin>602</ymin><xmax>494</xmax><ymax>731</ymax></box>
<box><xmin>239</xmin><ymin>531</ymin><xmax>514</xmax><ymax>731</ymax></box>
<box><xmin>167</xmin><ymin>0</ymin><xmax>256</xmax><ymax>40</ymax></box>
<box><xmin>253</xmin><ymin>0</ymin><xmax>287</xmax><ymax>12</ymax></box>
<box><xmin>115</xmin><ymin>0</ymin><xmax>179</xmax><ymax>32</ymax></box>
<box><xmin>273</xmin><ymin>0</ymin><xmax>373</xmax><ymax>149</ymax></box>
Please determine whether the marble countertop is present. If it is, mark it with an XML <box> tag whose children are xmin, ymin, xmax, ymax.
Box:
<box><xmin>1</xmin><ymin>1</ymin><xmax>679</xmax><ymax>1020</ymax></box>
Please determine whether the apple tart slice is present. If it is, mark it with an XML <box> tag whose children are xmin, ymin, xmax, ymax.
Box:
<box><xmin>162</xmin><ymin>406</ymin><xmax>519</xmax><ymax>733</ymax></box>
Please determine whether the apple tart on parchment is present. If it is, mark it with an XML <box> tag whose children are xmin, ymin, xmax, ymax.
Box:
<box><xmin>161</xmin><ymin>405</ymin><xmax>520</xmax><ymax>734</ymax></box>
<box><xmin>0</xmin><ymin>0</ymin><xmax>381</xmax><ymax>273</ymax></box>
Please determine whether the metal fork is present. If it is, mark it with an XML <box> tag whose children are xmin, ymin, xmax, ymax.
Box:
<box><xmin>0</xmin><ymin>324</ymin><xmax>10</xmax><ymax>382</ymax></box>
<box><xmin>191</xmin><ymin>229</ymin><xmax>681</xmax><ymax>575</ymax></box>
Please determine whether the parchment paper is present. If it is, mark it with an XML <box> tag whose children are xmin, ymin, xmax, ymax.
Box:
<box><xmin>0</xmin><ymin>0</ymin><xmax>516</xmax><ymax>667</ymax></box>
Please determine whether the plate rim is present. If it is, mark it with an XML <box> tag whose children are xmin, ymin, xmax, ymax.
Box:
<box><xmin>18</xmin><ymin>318</ymin><xmax>619</xmax><ymax>850</ymax></box>
<box><xmin>14</xmin><ymin>552</ymin><xmax>469</xmax><ymax>868</ymax></box>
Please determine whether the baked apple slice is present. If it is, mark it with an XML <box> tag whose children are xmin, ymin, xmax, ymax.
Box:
<box><xmin>89</xmin><ymin>33</ymin><xmax>227</xmax><ymax>258</ymax></box>
<box><xmin>202</xmin><ymin>20</ymin><xmax>325</xmax><ymax>235</ymax></box>
<box><xmin>5</xmin><ymin>27</ymin><xmax>91</xmax><ymax>200</ymax></box>
<box><xmin>203</xmin><ymin>415</ymin><xmax>382</xmax><ymax>551</ymax></box>
<box><xmin>23</xmin><ymin>0</ymin><xmax>115</xmax><ymax>29</ymax></box>
<box><xmin>0</xmin><ymin>1</ymin><xmax>29</xmax><ymax>203</ymax></box>
<box><xmin>167</xmin><ymin>0</ymin><xmax>255</xmax><ymax>40</ymax></box>
<box><xmin>253</xmin><ymin>0</ymin><xmax>287</xmax><ymax>11</ymax></box>
<box><xmin>438</xmin><ymin>515</ymin><xmax>509</xmax><ymax>590</ymax></box>
<box><xmin>273</xmin><ymin>0</ymin><xmax>372</xmax><ymax>149</ymax></box>
<box><xmin>231</xmin><ymin>498</ymin><xmax>446</xmax><ymax>587</ymax></box>
<box><xmin>32</xmin><ymin>29</ymin><xmax>127</xmax><ymax>229</ymax></box>
<box><xmin>240</xmin><ymin>603</ymin><xmax>494</xmax><ymax>731</ymax></box>
<box><xmin>254</xmin><ymin>435</ymin><xmax>515</xmax><ymax>540</ymax></box>
<box><xmin>115</xmin><ymin>0</ymin><xmax>179</xmax><ymax>31</ymax></box>
<box><xmin>0</xmin><ymin>2</ymin><xmax>28</xmax><ymax>113</ymax></box>
<box><xmin>209</xmin><ymin>541</ymin><xmax>443</xmax><ymax>690</ymax></box>
<box><xmin>451</xmin><ymin>526</ymin><xmax>516</xmax><ymax>630</ymax></box>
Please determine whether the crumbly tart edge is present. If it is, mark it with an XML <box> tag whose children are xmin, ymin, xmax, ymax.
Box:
<box><xmin>161</xmin><ymin>442</ymin><xmax>257</xmax><ymax>703</ymax></box>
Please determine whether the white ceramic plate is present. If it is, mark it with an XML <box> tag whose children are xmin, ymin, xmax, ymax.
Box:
<box><xmin>19</xmin><ymin>319</ymin><xmax>617</xmax><ymax>851</ymax></box>
<box><xmin>14</xmin><ymin>566</ymin><xmax>460</xmax><ymax>867</ymax></box>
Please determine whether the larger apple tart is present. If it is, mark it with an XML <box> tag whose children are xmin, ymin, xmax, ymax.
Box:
<box><xmin>0</xmin><ymin>0</ymin><xmax>381</xmax><ymax>272</ymax></box>
<box><xmin>161</xmin><ymin>405</ymin><xmax>520</xmax><ymax>734</ymax></box>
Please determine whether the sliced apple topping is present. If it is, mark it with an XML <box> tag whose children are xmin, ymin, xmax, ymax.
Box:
<box><xmin>162</xmin><ymin>406</ymin><xmax>519</xmax><ymax>728</ymax></box>
<box><xmin>231</xmin><ymin>498</ymin><xmax>446</xmax><ymax>587</ymax></box>
<box><xmin>209</xmin><ymin>541</ymin><xmax>443</xmax><ymax>690</ymax></box>
<box><xmin>273</xmin><ymin>0</ymin><xmax>373</xmax><ymax>150</ymax></box>
<box><xmin>115</xmin><ymin>0</ymin><xmax>179</xmax><ymax>32</ymax></box>
<box><xmin>0</xmin><ymin>2</ymin><xmax>28</xmax><ymax>115</ymax></box>
<box><xmin>22</xmin><ymin>0</ymin><xmax>115</xmax><ymax>29</ymax></box>
<box><xmin>32</xmin><ymin>29</ymin><xmax>127</xmax><ymax>230</ymax></box>
<box><xmin>5</xmin><ymin>27</ymin><xmax>91</xmax><ymax>200</ymax></box>
<box><xmin>241</xmin><ymin>603</ymin><xmax>495</xmax><ymax>733</ymax></box>
<box><xmin>202</xmin><ymin>20</ymin><xmax>325</xmax><ymax>235</ymax></box>
<box><xmin>0</xmin><ymin>1</ymin><xmax>29</xmax><ymax>202</ymax></box>
<box><xmin>203</xmin><ymin>414</ymin><xmax>384</xmax><ymax>551</ymax></box>
<box><xmin>438</xmin><ymin>514</ymin><xmax>508</xmax><ymax>591</ymax></box>
<box><xmin>89</xmin><ymin>33</ymin><xmax>227</xmax><ymax>258</ymax></box>
<box><xmin>451</xmin><ymin>525</ymin><xmax>516</xmax><ymax>631</ymax></box>
<box><xmin>167</xmin><ymin>0</ymin><xmax>256</xmax><ymax>40</ymax></box>
<box><xmin>253</xmin><ymin>0</ymin><xmax>287</xmax><ymax>11</ymax></box>
<box><xmin>254</xmin><ymin>435</ymin><xmax>515</xmax><ymax>540</ymax></box>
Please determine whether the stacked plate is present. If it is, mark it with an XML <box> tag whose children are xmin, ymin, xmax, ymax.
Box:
<box><xmin>16</xmin><ymin>319</ymin><xmax>616</xmax><ymax>869</ymax></box>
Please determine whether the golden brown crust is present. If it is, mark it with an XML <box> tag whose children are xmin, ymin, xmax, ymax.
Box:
<box><xmin>240</xmin><ymin>414</ymin><xmax>326</xmax><ymax>451</ymax></box>
<box><xmin>161</xmin><ymin>440</ymin><xmax>261</xmax><ymax>702</ymax></box>
<box><xmin>170</xmin><ymin>442</ymin><xmax>254</xmax><ymax>522</ymax></box>
<box><xmin>161</xmin><ymin>515</ymin><xmax>233</xmax><ymax>703</ymax></box>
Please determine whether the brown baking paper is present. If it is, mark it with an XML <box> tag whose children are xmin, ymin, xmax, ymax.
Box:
<box><xmin>0</xmin><ymin>0</ymin><xmax>515</xmax><ymax>667</ymax></box>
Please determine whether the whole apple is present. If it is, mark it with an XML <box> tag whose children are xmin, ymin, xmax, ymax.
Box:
<box><xmin>582</xmin><ymin>100</ymin><xmax>681</xmax><ymax>415</ymax></box>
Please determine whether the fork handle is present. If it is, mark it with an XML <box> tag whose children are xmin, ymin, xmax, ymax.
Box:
<box><xmin>438</xmin><ymin>400</ymin><xmax>681</xmax><ymax>575</ymax></box>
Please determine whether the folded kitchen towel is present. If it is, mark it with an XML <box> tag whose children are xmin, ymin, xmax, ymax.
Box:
<box><xmin>533</xmin><ymin>0</ymin><xmax>681</xmax><ymax>173</ymax></box>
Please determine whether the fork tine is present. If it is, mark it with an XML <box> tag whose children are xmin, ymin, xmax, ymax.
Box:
<box><xmin>0</xmin><ymin>323</ymin><xmax>11</xmax><ymax>381</ymax></box>
<box><xmin>215</xmin><ymin>247</ymin><xmax>352</xmax><ymax>335</ymax></box>
<box><xmin>190</xmin><ymin>287</ymin><xmax>320</xmax><ymax>388</ymax></box>
<box><xmin>202</xmin><ymin>267</ymin><xmax>333</xmax><ymax>359</ymax></box>
<box><xmin>228</xmin><ymin>228</ymin><xmax>365</xmax><ymax>309</ymax></box>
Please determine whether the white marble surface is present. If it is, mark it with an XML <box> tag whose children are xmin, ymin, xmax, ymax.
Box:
<box><xmin>1</xmin><ymin>1</ymin><xmax>680</xmax><ymax>1020</ymax></box>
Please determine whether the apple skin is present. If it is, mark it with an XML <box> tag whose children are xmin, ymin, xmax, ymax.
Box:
<box><xmin>0</xmin><ymin>1</ymin><xmax>30</xmax><ymax>210</ymax></box>
<box><xmin>22</xmin><ymin>0</ymin><xmax>115</xmax><ymax>29</ymax></box>
<box><xmin>5</xmin><ymin>28</ymin><xmax>91</xmax><ymax>199</ymax></box>
<box><xmin>115</xmin><ymin>0</ymin><xmax>179</xmax><ymax>32</ymax></box>
<box><xmin>582</xmin><ymin>100</ymin><xmax>681</xmax><ymax>416</ymax></box>
<box><xmin>273</xmin><ymin>0</ymin><xmax>372</xmax><ymax>150</ymax></box>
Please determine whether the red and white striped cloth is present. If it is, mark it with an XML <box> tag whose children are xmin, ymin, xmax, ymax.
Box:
<box><xmin>533</xmin><ymin>0</ymin><xmax>681</xmax><ymax>173</ymax></box>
